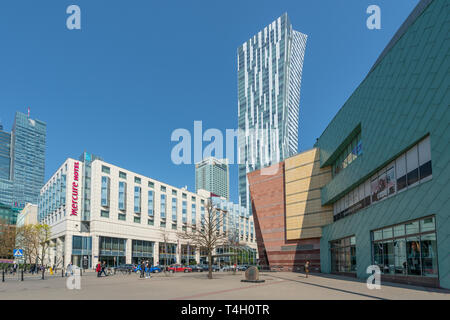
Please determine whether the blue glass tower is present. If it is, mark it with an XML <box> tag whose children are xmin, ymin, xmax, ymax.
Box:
<box><xmin>8</xmin><ymin>112</ymin><xmax>47</xmax><ymax>208</ymax></box>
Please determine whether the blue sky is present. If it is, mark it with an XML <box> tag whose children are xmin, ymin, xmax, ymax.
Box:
<box><xmin>0</xmin><ymin>0</ymin><xmax>419</xmax><ymax>203</ymax></box>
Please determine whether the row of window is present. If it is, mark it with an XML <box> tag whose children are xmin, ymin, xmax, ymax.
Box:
<box><xmin>333</xmin><ymin>136</ymin><xmax>432</xmax><ymax>222</ymax></box>
<box><xmin>329</xmin><ymin>216</ymin><xmax>438</xmax><ymax>279</ymax></box>
<box><xmin>332</xmin><ymin>132</ymin><xmax>362</xmax><ymax>176</ymax></box>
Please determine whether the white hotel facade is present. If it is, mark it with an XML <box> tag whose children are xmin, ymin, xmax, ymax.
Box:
<box><xmin>38</xmin><ymin>152</ymin><xmax>257</xmax><ymax>269</ymax></box>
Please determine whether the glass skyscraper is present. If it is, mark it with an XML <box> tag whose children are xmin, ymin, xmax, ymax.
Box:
<box><xmin>0</xmin><ymin>112</ymin><xmax>46</xmax><ymax>209</ymax></box>
<box><xmin>195</xmin><ymin>157</ymin><xmax>229</xmax><ymax>200</ymax></box>
<box><xmin>237</xmin><ymin>13</ymin><xmax>307</xmax><ymax>212</ymax></box>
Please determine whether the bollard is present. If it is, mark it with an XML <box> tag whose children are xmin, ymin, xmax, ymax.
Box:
<box><xmin>80</xmin><ymin>268</ymin><xmax>82</xmax><ymax>277</ymax></box>
<box><xmin>62</xmin><ymin>268</ymin><xmax>64</xmax><ymax>277</ymax></box>
<box><xmin>21</xmin><ymin>270</ymin><xmax>24</xmax><ymax>281</ymax></box>
<box><xmin>2</xmin><ymin>269</ymin><xmax>4</xmax><ymax>282</ymax></box>
<box><xmin>41</xmin><ymin>269</ymin><xmax>44</xmax><ymax>280</ymax></box>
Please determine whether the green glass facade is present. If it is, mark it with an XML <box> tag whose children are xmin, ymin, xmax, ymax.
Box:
<box><xmin>316</xmin><ymin>0</ymin><xmax>449</xmax><ymax>289</ymax></box>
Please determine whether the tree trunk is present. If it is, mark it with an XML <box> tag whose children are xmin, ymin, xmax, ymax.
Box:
<box><xmin>208</xmin><ymin>252</ymin><xmax>212</xmax><ymax>279</ymax></box>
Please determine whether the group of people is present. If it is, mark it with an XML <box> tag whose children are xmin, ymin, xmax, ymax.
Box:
<box><xmin>139</xmin><ymin>260</ymin><xmax>152</xmax><ymax>279</ymax></box>
<box><xmin>95</xmin><ymin>261</ymin><xmax>107</xmax><ymax>277</ymax></box>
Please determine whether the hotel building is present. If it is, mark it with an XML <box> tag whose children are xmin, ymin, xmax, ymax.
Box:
<box><xmin>38</xmin><ymin>153</ymin><xmax>256</xmax><ymax>268</ymax></box>
<box><xmin>249</xmin><ymin>0</ymin><xmax>449</xmax><ymax>288</ymax></box>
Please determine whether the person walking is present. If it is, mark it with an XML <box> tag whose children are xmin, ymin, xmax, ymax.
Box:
<box><xmin>65</xmin><ymin>262</ymin><xmax>73</xmax><ymax>277</ymax></box>
<box><xmin>100</xmin><ymin>261</ymin><xmax>107</xmax><ymax>277</ymax></box>
<box><xmin>140</xmin><ymin>260</ymin><xmax>145</xmax><ymax>279</ymax></box>
<box><xmin>96</xmin><ymin>262</ymin><xmax>102</xmax><ymax>277</ymax></box>
<box><xmin>304</xmin><ymin>260</ymin><xmax>310</xmax><ymax>278</ymax></box>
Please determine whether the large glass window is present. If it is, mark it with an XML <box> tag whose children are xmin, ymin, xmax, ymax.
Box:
<box><xmin>160</xmin><ymin>194</ymin><xmax>166</xmax><ymax>219</ymax></box>
<box><xmin>330</xmin><ymin>236</ymin><xmax>356</xmax><ymax>273</ymax></box>
<box><xmin>333</xmin><ymin>132</ymin><xmax>362</xmax><ymax>176</ymax></box>
<box><xmin>182</xmin><ymin>200</ymin><xmax>187</xmax><ymax>223</ymax></box>
<box><xmin>371</xmin><ymin>216</ymin><xmax>437</xmax><ymax>278</ymax></box>
<box><xmin>134</xmin><ymin>186</ymin><xmax>141</xmax><ymax>213</ymax></box>
<box><xmin>172</xmin><ymin>198</ymin><xmax>177</xmax><ymax>221</ymax></box>
<box><xmin>101</xmin><ymin>176</ymin><xmax>110</xmax><ymax>207</ymax></box>
<box><xmin>191</xmin><ymin>203</ymin><xmax>196</xmax><ymax>225</ymax></box>
<box><xmin>333</xmin><ymin>136</ymin><xmax>432</xmax><ymax>222</ymax></box>
<box><xmin>148</xmin><ymin>190</ymin><xmax>154</xmax><ymax>216</ymax></box>
<box><xmin>118</xmin><ymin>181</ymin><xmax>126</xmax><ymax>210</ymax></box>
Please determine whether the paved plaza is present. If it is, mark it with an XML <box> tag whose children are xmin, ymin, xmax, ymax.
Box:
<box><xmin>0</xmin><ymin>271</ymin><xmax>449</xmax><ymax>300</ymax></box>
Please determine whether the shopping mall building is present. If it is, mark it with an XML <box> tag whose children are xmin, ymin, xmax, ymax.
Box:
<box><xmin>249</xmin><ymin>0</ymin><xmax>449</xmax><ymax>288</ymax></box>
<box><xmin>38</xmin><ymin>152</ymin><xmax>257</xmax><ymax>269</ymax></box>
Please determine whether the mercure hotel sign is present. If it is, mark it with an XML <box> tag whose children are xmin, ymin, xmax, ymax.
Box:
<box><xmin>71</xmin><ymin>161</ymin><xmax>80</xmax><ymax>216</ymax></box>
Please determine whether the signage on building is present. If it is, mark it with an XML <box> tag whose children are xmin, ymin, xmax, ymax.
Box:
<box><xmin>71</xmin><ymin>161</ymin><xmax>80</xmax><ymax>216</ymax></box>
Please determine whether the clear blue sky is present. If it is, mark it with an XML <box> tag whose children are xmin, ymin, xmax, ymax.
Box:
<box><xmin>0</xmin><ymin>0</ymin><xmax>419</xmax><ymax>203</ymax></box>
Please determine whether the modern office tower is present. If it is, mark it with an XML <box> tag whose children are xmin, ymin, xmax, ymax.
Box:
<box><xmin>237</xmin><ymin>13</ymin><xmax>307</xmax><ymax>212</ymax></box>
<box><xmin>10</xmin><ymin>112</ymin><xmax>46</xmax><ymax>208</ymax></box>
<box><xmin>0</xmin><ymin>112</ymin><xmax>47</xmax><ymax>209</ymax></box>
<box><xmin>0</xmin><ymin>123</ymin><xmax>11</xmax><ymax>180</ymax></box>
<box><xmin>195</xmin><ymin>157</ymin><xmax>230</xmax><ymax>200</ymax></box>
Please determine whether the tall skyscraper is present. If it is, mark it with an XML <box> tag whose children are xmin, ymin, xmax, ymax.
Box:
<box><xmin>195</xmin><ymin>157</ymin><xmax>230</xmax><ymax>200</ymax></box>
<box><xmin>0</xmin><ymin>111</ymin><xmax>46</xmax><ymax>209</ymax></box>
<box><xmin>237</xmin><ymin>13</ymin><xmax>307</xmax><ymax>212</ymax></box>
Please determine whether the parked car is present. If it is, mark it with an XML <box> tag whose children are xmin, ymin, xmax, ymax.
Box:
<box><xmin>168</xmin><ymin>264</ymin><xmax>192</xmax><ymax>273</ymax></box>
<box><xmin>211</xmin><ymin>265</ymin><xmax>220</xmax><ymax>272</ymax></box>
<box><xmin>114</xmin><ymin>264</ymin><xmax>134</xmax><ymax>274</ymax></box>
<box><xmin>237</xmin><ymin>265</ymin><xmax>249</xmax><ymax>271</ymax></box>
<box><xmin>220</xmin><ymin>265</ymin><xmax>234</xmax><ymax>272</ymax></box>
<box><xmin>149</xmin><ymin>265</ymin><xmax>162</xmax><ymax>273</ymax></box>
<box><xmin>190</xmin><ymin>265</ymin><xmax>204</xmax><ymax>272</ymax></box>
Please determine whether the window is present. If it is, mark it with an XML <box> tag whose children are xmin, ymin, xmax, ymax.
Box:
<box><xmin>101</xmin><ymin>165</ymin><xmax>110</xmax><ymax>174</ymax></box>
<box><xmin>101</xmin><ymin>210</ymin><xmax>109</xmax><ymax>218</ymax></box>
<box><xmin>118</xmin><ymin>213</ymin><xmax>126</xmax><ymax>221</ymax></box>
<box><xmin>161</xmin><ymin>186</ymin><xmax>166</xmax><ymax>192</ymax></box>
<box><xmin>172</xmin><ymin>198</ymin><xmax>177</xmax><ymax>221</ymax></box>
<box><xmin>148</xmin><ymin>191</ymin><xmax>154</xmax><ymax>216</ymax></box>
<box><xmin>148</xmin><ymin>218</ymin><xmax>154</xmax><ymax>226</ymax></box>
<box><xmin>148</xmin><ymin>181</ymin><xmax>154</xmax><ymax>189</ymax></box>
<box><xmin>172</xmin><ymin>190</ymin><xmax>177</xmax><ymax>196</ymax></box>
<box><xmin>101</xmin><ymin>176</ymin><xmax>110</xmax><ymax>207</ymax></box>
<box><xmin>134</xmin><ymin>177</ymin><xmax>141</xmax><ymax>184</ymax></box>
<box><xmin>191</xmin><ymin>203</ymin><xmax>196</xmax><ymax>225</ymax></box>
<box><xmin>182</xmin><ymin>201</ymin><xmax>187</xmax><ymax>223</ymax></box>
<box><xmin>119</xmin><ymin>171</ymin><xmax>127</xmax><ymax>179</ymax></box>
<box><xmin>172</xmin><ymin>223</ymin><xmax>177</xmax><ymax>230</ymax></box>
<box><xmin>160</xmin><ymin>220</ymin><xmax>166</xmax><ymax>228</ymax></box>
<box><xmin>371</xmin><ymin>216</ymin><xmax>437</xmax><ymax>277</ymax></box>
<box><xmin>134</xmin><ymin>216</ymin><xmax>141</xmax><ymax>224</ymax></box>
<box><xmin>134</xmin><ymin>186</ymin><xmax>141</xmax><ymax>213</ymax></box>
<box><xmin>118</xmin><ymin>181</ymin><xmax>126</xmax><ymax>210</ymax></box>
<box><xmin>333</xmin><ymin>132</ymin><xmax>362</xmax><ymax>176</ymax></box>
<box><xmin>160</xmin><ymin>194</ymin><xmax>166</xmax><ymax>219</ymax></box>
<box><xmin>333</xmin><ymin>136</ymin><xmax>432</xmax><ymax>222</ymax></box>
<box><xmin>330</xmin><ymin>236</ymin><xmax>356</xmax><ymax>273</ymax></box>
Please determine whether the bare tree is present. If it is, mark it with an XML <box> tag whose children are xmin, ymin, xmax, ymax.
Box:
<box><xmin>178</xmin><ymin>200</ymin><xmax>227</xmax><ymax>279</ymax></box>
<box><xmin>15</xmin><ymin>224</ymin><xmax>39</xmax><ymax>266</ymax></box>
<box><xmin>35</xmin><ymin>224</ymin><xmax>52</xmax><ymax>267</ymax></box>
<box><xmin>0</xmin><ymin>218</ymin><xmax>16</xmax><ymax>261</ymax></box>
<box><xmin>225</xmin><ymin>227</ymin><xmax>245</xmax><ymax>275</ymax></box>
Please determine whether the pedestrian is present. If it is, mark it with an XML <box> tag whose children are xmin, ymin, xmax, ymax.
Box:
<box><xmin>145</xmin><ymin>261</ymin><xmax>151</xmax><ymax>279</ymax></box>
<box><xmin>96</xmin><ymin>262</ymin><xmax>102</xmax><ymax>277</ymax></box>
<box><xmin>65</xmin><ymin>262</ymin><xmax>73</xmax><ymax>277</ymax></box>
<box><xmin>305</xmin><ymin>260</ymin><xmax>310</xmax><ymax>278</ymax></box>
<box><xmin>13</xmin><ymin>263</ymin><xmax>17</xmax><ymax>275</ymax></box>
<box><xmin>140</xmin><ymin>260</ymin><xmax>145</xmax><ymax>278</ymax></box>
<box><xmin>100</xmin><ymin>261</ymin><xmax>107</xmax><ymax>277</ymax></box>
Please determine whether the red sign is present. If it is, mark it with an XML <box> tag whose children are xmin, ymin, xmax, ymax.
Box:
<box><xmin>71</xmin><ymin>161</ymin><xmax>80</xmax><ymax>216</ymax></box>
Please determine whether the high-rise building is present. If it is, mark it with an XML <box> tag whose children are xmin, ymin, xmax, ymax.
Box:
<box><xmin>0</xmin><ymin>111</ymin><xmax>46</xmax><ymax>209</ymax></box>
<box><xmin>237</xmin><ymin>13</ymin><xmax>307</xmax><ymax>212</ymax></box>
<box><xmin>195</xmin><ymin>157</ymin><xmax>229</xmax><ymax>200</ymax></box>
<box><xmin>0</xmin><ymin>123</ymin><xmax>11</xmax><ymax>180</ymax></box>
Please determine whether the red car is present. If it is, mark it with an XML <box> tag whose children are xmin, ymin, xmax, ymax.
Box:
<box><xmin>168</xmin><ymin>264</ymin><xmax>192</xmax><ymax>273</ymax></box>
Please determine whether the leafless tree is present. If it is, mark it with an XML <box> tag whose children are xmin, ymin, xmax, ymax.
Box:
<box><xmin>0</xmin><ymin>218</ymin><xmax>16</xmax><ymax>261</ymax></box>
<box><xmin>225</xmin><ymin>227</ymin><xmax>245</xmax><ymax>275</ymax></box>
<box><xmin>178</xmin><ymin>200</ymin><xmax>227</xmax><ymax>279</ymax></box>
